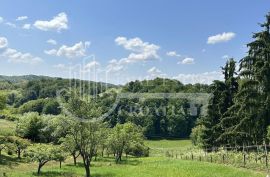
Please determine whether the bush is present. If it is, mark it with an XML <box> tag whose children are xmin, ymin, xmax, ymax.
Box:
<box><xmin>16</xmin><ymin>112</ymin><xmax>44</xmax><ymax>142</ymax></box>
<box><xmin>19</xmin><ymin>99</ymin><xmax>45</xmax><ymax>114</ymax></box>
<box><xmin>190</xmin><ymin>125</ymin><xmax>205</xmax><ymax>147</ymax></box>
<box><xmin>19</xmin><ymin>98</ymin><xmax>61</xmax><ymax>115</ymax></box>
<box><xmin>128</xmin><ymin>143</ymin><xmax>149</xmax><ymax>157</ymax></box>
<box><xmin>42</xmin><ymin>99</ymin><xmax>61</xmax><ymax>115</ymax></box>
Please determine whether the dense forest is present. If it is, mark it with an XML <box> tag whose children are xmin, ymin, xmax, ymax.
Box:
<box><xmin>191</xmin><ymin>13</ymin><xmax>270</xmax><ymax>149</ymax></box>
<box><xmin>0</xmin><ymin>75</ymin><xmax>210</xmax><ymax>139</ymax></box>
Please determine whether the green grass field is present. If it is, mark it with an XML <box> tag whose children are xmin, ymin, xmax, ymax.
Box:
<box><xmin>0</xmin><ymin>118</ymin><xmax>16</xmax><ymax>136</ymax></box>
<box><xmin>145</xmin><ymin>139</ymin><xmax>193</xmax><ymax>157</ymax></box>
<box><xmin>0</xmin><ymin>124</ymin><xmax>266</xmax><ymax>177</ymax></box>
<box><xmin>0</xmin><ymin>155</ymin><xmax>265</xmax><ymax>177</ymax></box>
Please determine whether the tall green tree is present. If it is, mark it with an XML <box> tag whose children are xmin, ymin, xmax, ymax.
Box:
<box><xmin>220</xmin><ymin>13</ymin><xmax>270</xmax><ymax>145</ymax></box>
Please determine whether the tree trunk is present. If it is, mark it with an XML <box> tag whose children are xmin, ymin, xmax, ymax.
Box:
<box><xmin>85</xmin><ymin>165</ymin><xmax>90</xmax><ymax>177</ymax></box>
<box><xmin>82</xmin><ymin>155</ymin><xmax>91</xmax><ymax>177</ymax></box>
<box><xmin>60</xmin><ymin>161</ymin><xmax>62</xmax><ymax>169</ymax></box>
<box><xmin>37</xmin><ymin>164</ymin><xmax>43</xmax><ymax>175</ymax></box>
<box><xmin>18</xmin><ymin>149</ymin><xmax>21</xmax><ymax>159</ymax></box>
<box><xmin>101</xmin><ymin>148</ymin><xmax>104</xmax><ymax>157</ymax></box>
<box><xmin>72</xmin><ymin>154</ymin><xmax>77</xmax><ymax>166</ymax></box>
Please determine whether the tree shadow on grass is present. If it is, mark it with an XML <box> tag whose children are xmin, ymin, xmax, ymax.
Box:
<box><xmin>0</xmin><ymin>154</ymin><xmax>21</xmax><ymax>168</ymax></box>
<box><xmin>116</xmin><ymin>158</ymin><xmax>142</xmax><ymax>166</ymax></box>
<box><xmin>92</xmin><ymin>173</ymin><xmax>116</xmax><ymax>177</ymax></box>
<box><xmin>32</xmin><ymin>171</ymin><xmax>76</xmax><ymax>177</ymax></box>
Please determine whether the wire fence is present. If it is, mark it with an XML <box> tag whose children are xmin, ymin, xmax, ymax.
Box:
<box><xmin>165</xmin><ymin>144</ymin><xmax>270</xmax><ymax>174</ymax></box>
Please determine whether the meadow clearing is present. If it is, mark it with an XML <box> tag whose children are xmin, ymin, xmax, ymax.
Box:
<box><xmin>0</xmin><ymin>122</ymin><xmax>265</xmax><ymax>177</ymax></box>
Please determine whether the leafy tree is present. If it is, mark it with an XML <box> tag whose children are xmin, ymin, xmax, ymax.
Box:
<box><xmin>26</xmin><ymin>144</ymin><xmax>55</xmax><ymax>175</ymax></box>
<box><xmin>16</xmin><ymin>112</ymin><xmax>44</xmax><ymax>142</ymax></box>
<box><xmin>67</xmin><ymin>121</ymin><xmax>103</xmax><ymax>177</ymax></box>
<box><xmin>5</xmin><ymin>136</ymin><xmax>30</xmax><ymax>159</ymax></box>
<box><xmin>107</xmin><ymin>122</ymin><xmax>145</xmax><ymax>163</ymax></box>
<box><xmin>60</xmin><ymin>135</ymin><xmax>80</xmax><ymax>166</ymax></box>
<box><xmin>52</xmin><ymin>146</ymin><xmax>68</xmax><ymax>169</ymax></box>
<box><xmin>42</xmin><ymin>99</ymin><xmax>61</xmax><ymax>115</ymax></box>
<box><xmin>219</xmin><ymin>14</ymin><xmax>270</xmax><ymax>146</ymax></box>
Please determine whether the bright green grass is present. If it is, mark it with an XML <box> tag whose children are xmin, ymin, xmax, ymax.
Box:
<box><xmin>0</xmin><ymin>119</ymin><xmax>16</xmax><ymax>136</ymax></box>
<box><xmin>0</xmin><ymin>156</ymin><xmax>265</xmax><ymax>177</ymax></box>
<box><xmin>145</xmin><ymin>139</ymin><xmax>192</xmax><ymax>156</ymax></box>
<box><xmin>146</xmin><ymin>139</ymin><xmax>192</xmax><ymax>150</ymax></box>
<box><xmin>0</xmin><ymin>139</ymin><xmax>266</xmax><ymax>177</ymax></box>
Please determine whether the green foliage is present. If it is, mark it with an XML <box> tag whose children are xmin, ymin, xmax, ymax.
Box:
<box><xmin>42</xmin><ymin>99</ymin><xmax>61</xmax><ymax>115</ymax></box>
<box><xmin>107</xmin><ymin>122</ymin><xmax>146</xmax><ymax>163</ymax></box>
<box><xmin>52</xmin><ymin>145</ymin><xmax>68</xmax><ymax>168</ymax></box>
<box><xmin>0</xmin><ymin>93</ymin><xmax>7</xmax><ymax>110</ymax></box>
<box><xmin>19</xmin><ymin>99</ymin><xmax>45</xmax><ymax>114</ymax></box>
<box><xmin>190</xmin><ymin>125</ymin><xmax>205</xmax><ymax>147</ymax></box>
<box><xmin>16</xmin><ymin>112</ymin><xmax>44</xmax><ymax>142</ymax></box>
<box><xmin>65</xmin><ymin>121</ymin><xmax>104</xmax><ymax>177</ymax></box>
<box><xmin>5</xmin><ymin>136</ymin><xmax>30</xmax><ymax>158</ymax></box>
<box><xmin>18</xmin><ymin>98</ymin><xmax>61</xmax><ymax>115</ymax></box>
<box><xmin>26</xmin><ymin>143</ymin><xmax>55</xmax><ymax>175</ymax></box>
<box><xmin>0</xmin><ymin>136</ymin><xmax>7</xmax><ymax>156</ymax></box>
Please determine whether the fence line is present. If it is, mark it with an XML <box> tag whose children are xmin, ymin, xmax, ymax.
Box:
<box><xmin>165</xmin><ymin>144</ymin><xmax>270</xmax><ymax>175</ymax></box>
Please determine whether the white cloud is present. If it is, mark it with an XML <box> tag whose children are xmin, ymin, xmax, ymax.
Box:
<box><xmin>147</xmin><ymin>66</ymin><xmax>162</xmax><ymax>76</ymax></box>
<box><xmin>34</xmin><ymin>12</ymin><xmax>68</xmax><ymax>32</ymax></box>
<box><xmin>146</xmin><ymin>67</ymin><xmax>167</xmax><ymax>79</ymax></box>
<box><xmin>0</xmin><ymin>37</ymin><xmax>8</xmax><ymax>48</ymax></box>
<box><xmin>207</xmin><ymin>32</ymin><xmax>236</xmax><ymax>44</ymax></box>
<box><xmin>179</xmin><ymin>57</ymin><xmax>195</xmax><ymax>64</ymax></box>
<box><xmin>5</xmin><ymin>22</ymin><xmax>16</xmax><ymax>28</ymax></box>
<box><xmin>0</xmin><ymin>17</ymin><xmax>3</xmax><ymax>23</ymax></box>
<box><xmin>84</xmin><ymin>60</ymin><xmax>100</xmax><ymax>70</ymax></box>
<box><xmin>173</xmin><ymin>71</ymin><xmax>223</xmax><ymax>84</ymax></box>
<box><xmin>44</xmin><ymin>49</ymin><xmax>57</xmax><ymax>55</ymax></box>
<box><xmin>16</xmin><ymin>16</ymin><xmax>28</xmax><ymax>21</ymax></box>
<box><xmin>222</xmin><ymin>55</ymin><xmax>230</xmax><ymax>59</ymax></box>
<box><xmin>115</xmin><ymin>36</ymin><xmax>160</xmax><ymax>63</ymax></box>
<box><xmin>47</xmin><ymin>39</ymin><xmax>57</xmax><ymax>45</ymax></box>
<box><xmin>44</xmin><ymin>41</ymin><xmax>90</xmax><ymax>58</ymax></box>
<box><xmin>2</xmin><ymin>48</ymin><xmax>43</xmax><ymax>64</ymax></box>
<box><xmin>108</xmin><ymin>37</ymin><xmax>160</xmax><ymax>73</ymax></box>
<box><xmin>22</xmin><ymin>24</ymin><xmax>31</xmax><ymax>29</ymax></box>
<box><xmin>166</xmin><ymin>51</ymin><xmax>181</xmax><ymax>57</ymax></box>
<box><xmin>0</xmin><ymin>36</ymin><xmax>42</xmax><ymax>64</ymax></box>
<box><xmin>106</xmin><ymin>59</ymin><xmax>124</xmax><ymax>73</ymax></box>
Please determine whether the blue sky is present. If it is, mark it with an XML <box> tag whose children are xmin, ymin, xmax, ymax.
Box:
<box><xmin>0</xmin><ymin>0</ymin><xmax>269</xmax><ymax>84</ymax></box>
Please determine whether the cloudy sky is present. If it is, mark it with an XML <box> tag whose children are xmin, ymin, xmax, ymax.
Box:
<box><xmin>0</xmin><ymin>0</ymin><xmax>269</xmax><ymax>85</ymax></box>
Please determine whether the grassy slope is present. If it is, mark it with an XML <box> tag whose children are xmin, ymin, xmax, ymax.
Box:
<box><xmin>0</xmin><ymin>156</ymin><xmax>264</xmax><ymax>177</ymax></box>
<box><xmin>0</xmin><ymin>132</ymin><xmax>265</xmax><ymax>177</ymax></box>
<box><xmin>145</xmin><ymin>139</ymin><xmax>192</xmax><ymax>157</ymax></box>
<box><xmin>0</xmin><ymin>119</ymin><xmax>16</xmax><ymax>136</ymax></box>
